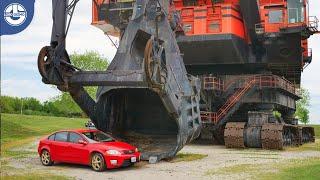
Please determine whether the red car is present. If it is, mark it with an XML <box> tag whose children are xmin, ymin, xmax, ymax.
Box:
<box><xmin>38</xmin><ymin>129</ymin><xmax>140</xmax><ymax>171</ymax></box>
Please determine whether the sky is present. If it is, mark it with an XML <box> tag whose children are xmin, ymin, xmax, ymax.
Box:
<box><xmin>1</xmin><ymin>1</ymin><xmax>319</xmax><ymax>124</ymax></box>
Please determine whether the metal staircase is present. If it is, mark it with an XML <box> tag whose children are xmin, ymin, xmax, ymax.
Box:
<box><xmin>201</xmin><ymin>77</ymin><xmax>255</xmax><ymax>124</ymax></box>
<box><xmin>201</xmin><ymin>75</ymin><xmax>297</xmax><ymax>125</ymax></box>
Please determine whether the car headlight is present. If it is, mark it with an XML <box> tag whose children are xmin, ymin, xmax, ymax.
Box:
<box><xmin>106</xmin><ymin>149</ymin><xmax>121</xmax><ymax>155</ymax></box>
<box><xmin>135</xmin><ymin>148</ymin><xmax>139</xmax><ymax>152</ymax></box>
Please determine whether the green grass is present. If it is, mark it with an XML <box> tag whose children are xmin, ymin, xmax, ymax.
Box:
<box><xmin>287</xmin><ymin>139</ymin><xmax>320</xmax><ymax>152</ymax></box>
<box><xmin>205</xmin><ymin>158</ymin><xmax>320</xmax><ymax>180</ymax></box>
<box><xmin>259</xmin><ymin>158</ymin><xmax>320</xmax><ymax>180</ymax></box>
<box><xmin>1</xmin><ymin>113</ymin><xmax>87</xmax><ymax>157</ymax></box>
<box><xmin>313</xmin><ymin>125</ymin><xmax>320</xmax><ymax>138</ymax></box>
<box><xmin>169</xmin><ymin>153</ymin><xmax>208</xmax><ymax>162</ymax></box>
<box><xmin>285</xmin><ymin>124</ymin><xmax>320</xmax><ymax>152</ymax></box>
<box><xmin>1</xmin><ymin>159</ymin><xmax>72</xmax><ymax>180</ymax></box>
<box><xmin>206</xmin><ymin>164</ymin><xmax>257</xmax><ymax>176</ymax></box>
<box><xmin>1</xmin><ymin>172</ymin><xmax>71</xmax><ymax>180</ymax></box>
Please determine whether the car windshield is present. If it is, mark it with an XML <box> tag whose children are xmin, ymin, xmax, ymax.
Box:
<box><xmin>82</xmin><ymin>131</ymin><xmax>115</xmax><ymax>142</ymax></box>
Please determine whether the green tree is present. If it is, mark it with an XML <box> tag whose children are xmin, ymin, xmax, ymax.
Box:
<box><xmin>295</xmin><ymin>88</ymin><xmax>310</xmax><ymax>125</ymax></box>
<box><xmin>50</xmin><ymin>51</ymin><xmax>108</xmax><ymax>117</ymax></box>
<box><xmin>70</xmin><ymin>51</ymin><xmax>108</xmax><ymax>99</ymax></box>
<box><xmin>0</xmin><ymin>96</ymin><xmax>16</xmax><ymax>113</ymax></box>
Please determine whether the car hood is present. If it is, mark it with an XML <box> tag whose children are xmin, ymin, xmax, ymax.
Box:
<box><xmin>94</xmin><ymin>141</ymin><xmax>135</xmax><ymax>151</ymax></box>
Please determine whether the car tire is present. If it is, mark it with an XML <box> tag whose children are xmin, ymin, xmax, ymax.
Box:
<box><xmin>40</xmin><ymin>149</ymin><xmax>54</xmax><ymax>166</ymax></box>
<box><xmin>91</xmin><ymin>153</ymin><xmax>106</xmax><ymax>172</ymax></box>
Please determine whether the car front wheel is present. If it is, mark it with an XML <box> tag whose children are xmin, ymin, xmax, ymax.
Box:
<box><xmin>40</xmin><ymin>150</ymin><xmax>54</xmax><ymax>166</ymax></box>
<box><xmin>91</xmin><ymin>153</ymin><xmax>106</xmax><ymax>171</ymax></box>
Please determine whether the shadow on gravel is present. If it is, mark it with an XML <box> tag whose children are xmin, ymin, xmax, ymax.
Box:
<box><xmin>51</xmin><ymin>161</ymin><xmax>148</xmax><ymax>172</ymax></box>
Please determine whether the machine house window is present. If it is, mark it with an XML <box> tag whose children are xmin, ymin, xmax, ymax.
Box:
<box><xmin>269</xmin><ymin>10</ymin><xmax>283</xmax><ymax>23</ymax></box>
<box><xmin>287</xmin><ymin>0</ymin><xmax>305</xmax><ymax>23</ymax></box>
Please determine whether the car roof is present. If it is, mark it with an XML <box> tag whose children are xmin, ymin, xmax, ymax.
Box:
<box><xmin>74</xmin><ymin>129</ymin><xmax>100</xmax><ymax>133</ymax></box>
<box><xmin>53</xmin><ymin>129</ymin><xmax>99</xmax><ymax>134</ymax></box>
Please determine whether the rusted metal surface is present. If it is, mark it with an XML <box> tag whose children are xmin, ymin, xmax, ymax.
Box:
<box><xmin>225</xmin><ymin>122</ymin><xmax>314</xmax><ymax>150</ymax></box>
<box><xmin>38</xmin><ymin>46</ymin><xmax>51</xmax><ymax>80</ymax></box>
<box><xmin>224</xmin><ymin>122</ymin><xmax>246</xmax><ymax>148</ymax></box>
<box><xmin>225</xmin><ymin>116</ymin><xmax>314</xmax><ymax>150</ymax></box>
<box><xmin>261</xmin><ymin>124</ymin><xmax>283</xmax><ymax>150</ymax></box>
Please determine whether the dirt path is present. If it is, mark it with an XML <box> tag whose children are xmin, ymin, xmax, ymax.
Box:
<box><xmin>2</xmin><ymin>140</ymin><xmax>320</xmax><ymax>180</ymax></box>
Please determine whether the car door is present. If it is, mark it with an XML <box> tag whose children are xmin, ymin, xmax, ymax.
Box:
<box><xmin>46</xmin><ymin>133</ymin><xmax>56</xmax><ymax>159</ymax></box>
<box><xmin>51</xmin><ymin>131</ymin><xmax>69</xmax><ymax>162</ymax></box>
<box><xmin>68</xmin><ymin>132</ymin><xmax>90</xmax><ymax>164</ymax></box>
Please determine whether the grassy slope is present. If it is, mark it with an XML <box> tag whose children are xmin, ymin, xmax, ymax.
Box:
<box><xmin>1</xmin><ymin>113</ymin><xmax>86</xmax><ymax>179</ymax></box>
<box><xmin>1</xmin><ymin>113</ymin><xmax>87</xmax><ymax>155</ymax></box>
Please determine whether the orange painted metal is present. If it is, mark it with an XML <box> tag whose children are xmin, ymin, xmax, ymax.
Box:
<box><xmin>91</xmin><ymin>0</ymin><xmax>314</xmax><ymax>50</ymax></box>
<box><xmin>173</xmin><ymin>1</ymin><xmax>246</xmax><ymax>40</ymax></box>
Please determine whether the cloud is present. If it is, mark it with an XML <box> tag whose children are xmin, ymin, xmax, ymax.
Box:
<box><xmin>1</xmin><ymin>79</ymin><xmax>59</xmax><ymax>102</ymax></box>
<box><xmin>1</xmin><ymin>0</ymin><xmax>117</xmax><ymax>69</ymax></box>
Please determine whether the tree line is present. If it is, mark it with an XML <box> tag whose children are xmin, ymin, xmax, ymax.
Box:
<box><xmin>0</xmin><ymin>95</ymin><xmax>81</xmax><ymax>117</ymax></box>
<box><xmin>0</xmin><ymin>51</ymin><xmax>311</xmax><ymax>124</ymax></box>
<box><xmin>1</xmin><ymin>51</ymin><xmax>108</xmax><ymax>118</ymax></box>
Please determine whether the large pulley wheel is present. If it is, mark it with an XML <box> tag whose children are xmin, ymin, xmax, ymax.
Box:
<box><xmin>144</xmin><ymin>38</ymin><xmax>167</xmax><ymax>87</ymax></box>
<box><xmin>38</xmin><ymin>46</ymin><xmax>72</xmax><ymax>88</ymax></box>
<box><xmin>38</xmin><ymin>46</ymin><xmax>52</xmax><ymax>81</ymax></box>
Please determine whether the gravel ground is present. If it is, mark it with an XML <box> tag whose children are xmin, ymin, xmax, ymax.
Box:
<box><xmin>3</xmin><ymin>140</ymin><xmax>320</xmax><ymax>180</ymax></box>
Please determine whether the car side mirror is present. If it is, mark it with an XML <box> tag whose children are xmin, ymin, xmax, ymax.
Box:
<box><xmin>78</xmin><ymin>139</ymin><xmax>88</xmax><ymax>145</ymax></box>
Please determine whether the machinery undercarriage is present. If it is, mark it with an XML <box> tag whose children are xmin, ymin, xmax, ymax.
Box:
<box><xmin>200</xmin><ymin>74</ymin><xmax>315</xmax><ymax>148</ymax></box>
<box><xmin>37</xmin><ymin>0</ymin><xmax>317</xmax><ymax>161</ymax></box>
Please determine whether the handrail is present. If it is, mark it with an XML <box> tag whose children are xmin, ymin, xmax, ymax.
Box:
<box><xmin>308</xmin><ymin>48</ymin><xmax>312</xmax><ymax>57</ymax></box>
<box><xmin>201</xmin><ymin>74</ymin><xmax>297</xmax><ymax>124</ymax></box>
<box><xmin>308</xmin><ymin>16</ymin><xmax>319</xmax><ymax>29</ymax></box>
<box><xmin>202</xmin><ymin>74</ymin><xmax>296</xmax><ymax>95</ymax></box>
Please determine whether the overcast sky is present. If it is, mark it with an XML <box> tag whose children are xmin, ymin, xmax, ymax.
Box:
<box><xmin>1</xmin><ymin>1</ymin><xmax>319</xmax><ymax>124</ymax></box>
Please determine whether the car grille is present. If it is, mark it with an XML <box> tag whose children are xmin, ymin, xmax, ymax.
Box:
<box><xmin>122</xmin><ymin>159</ymin><xmax>132</xmax><ymax>167</ymax></box>
<box><xmin>123</xmin><ymin>150</ymin><xmax>135</xmax><ymax>154</ymax></box>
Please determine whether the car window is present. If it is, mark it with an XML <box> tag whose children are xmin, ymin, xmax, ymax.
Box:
<box><xmin>69</xmin><ymin>132</ymin><xmax>83</xmax><ymax>143</ymax></box>
<box><xmin>48</xmin><ymin>134</ymin><xmax>55</xmax><ymax>141</ymax></box>
<box><xmin>82</xmin><ymin>132</ymin><xmax>94</xmax><ymax>140</ymax></box>
<box><xmin>54</xmin><ymin>132</ymin><xmax>68</xmax><ymax>142</ymax></box>
<box><xmin>82</xmin><ymin>131</ymin><xmax>115</xmax><ymax>142</ymax></box>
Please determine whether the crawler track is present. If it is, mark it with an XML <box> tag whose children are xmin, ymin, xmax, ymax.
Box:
<box><xmin>224</xmin><ymin>122</ymin><xmax>246</xmax><ymax>148</ymax></box>
<box><xmin>224</xmin><ymin>122</ymin><xmax>315</xmax><ymax>149</ymax></box>
<box><xmin>261</xmin><ymin>124</ymin><xmax>285</xmax><ymax>149</ymax></box>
